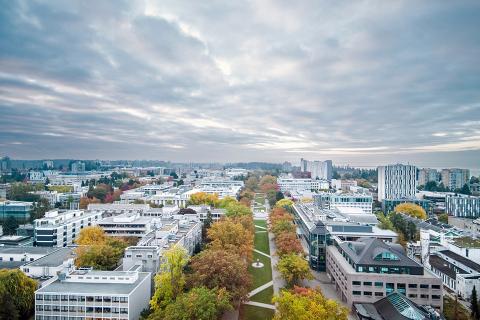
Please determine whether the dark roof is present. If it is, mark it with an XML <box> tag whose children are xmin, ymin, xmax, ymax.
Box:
<box><xmin>355</xmin><ymin>293</ymin><xmax>436</xmax><ymax>320</ymax></box>
<box><xmin>439</xmin><ymin>250</ymin><xmax>480</xmax><ymax>273</ymax></box>
<box><xmin>339</xmin><ymin>238</ymin><xmax>421</xmax><ymax>268</ymax></box>
<box><xmin>429</xmin><ymin>255</ymin><xmax>467</xmax><ymax>279</ymax></box>
<box><xmin>311</xmin><ymin>220</ymin><xmax>327</xmax><ymax>235</ymax></box>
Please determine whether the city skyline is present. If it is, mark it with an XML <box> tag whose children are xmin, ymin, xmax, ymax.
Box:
<box><xmin>1</xmin><ymin>1</ymin><xmax>480</xmax><ymax>167</ymax></box>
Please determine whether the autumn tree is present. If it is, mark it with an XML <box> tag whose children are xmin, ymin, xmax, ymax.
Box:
<box><xmin>149</xmin><ymin>287</ymin><xmax>231</xmax><ymax>320</ymax></box>
<box><xmin>218</xmin><ymin>196</ymin><xmax>237</xmax><ymax>209</ymax></box>
<box><xmin>76</xmin><ymin>226</ymin><xmax>107</xmax><ymax>245</ymax></box>
<box><xmin>438</xmin><ymin>213</ymin><xmax>449</xmax><ymax>224</ymax></box>
<box><xmin>188</xmin><ymin>249</ymin><xmax>252</xmax><ymax>304</ymax></box>
<box><xmin>224</xmin><ymin>202</ymin><xmax>252</xmax><ymax>217</ymax></box>
<box><xmin>207</xmin><ymin>218</ymin><xmax>254</xmax><ymax>261</ymax></box>
<box><xmin>271</xmin><ymin>220</ymin><xmax>295</xmax><ymax>237</ymax></box>
<box><xmin>275</xmin><ymin>232</ymin><xmax>304</xmax><ymax>257</ymax></box>
<box><xmin>0</xmin><ymin>269</ymin><xmax>38</xmax><ymax>320</ymax></box>
<box><xmin>277</xmin><ymin>253</ymin><xmax>313</xmax><ymax>287</ymax></box>
<box><xmin>189</xmin><ymin>192</ymin><xmax>219</xmax><ymax>207</ymax></box>
<box><xmin>79</xmin><ymin>196</ymin><xmax>101</xmax><ymax>209</ymax></box>
<box><xmin>273</xmin><ymin>286</ymin><xmax>348</xmax><ymax>320</ymax></box>
<box><xmin>150</xmin><ymin>245</ymin><xmax>189</xmax><ymax>312</ymax></box>
<box><xmin>245</xmin><ymin>176</ymin><xmax>259</xmax><ymax>191</ymax></box>
<box><xmin>275</xmin><ymin>198</ymin><xmax>294</xmax><ymax>210</ymax></box>
<box><xmin>269</xmin><ymin>207</ymin><xmax>293</xmax><ymax>227</ymax></box>
<box><xmin>394</xmin><ymin>203</ymin><xmax>427</xmax><ymax>220</ymax></box>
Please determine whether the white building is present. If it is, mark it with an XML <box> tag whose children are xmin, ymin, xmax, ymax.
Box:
<box><xmin>300</xmin><ymin>158</ymin><xmax>333</xmax><ymax>180</ymax></box>
<box><xmin>21</xmin><ymin>247</ymin><xmax>75</xmax><ymax>278</ymax></box>
<box><xmin>29</xmin><ymin>171</ymin><xmax>46</xmax><ymax>183</ymax></box>
<box><xmin>445</xmin><ymin>194</ymin><xmax>480</xmax><ymax>218</ymax></box>
<box><xmin>34</xmin><ymin>210</ymin><xmax>102</xmax><ymax>247</ymax></box>
<box><xmin>313</xmin><ymin>192</ymin><xmax>373</xmax><ymax>214</ymax></box>
<box><xmin>377</xmin><ymin>164</ymin><xmax>417</xmax><ymax>202</ymax></box>
<box><xmin>278</xmin><ymin>177</ymin><xmax>329</xmax><ymax>193</ymax></box>
<box><xmin>88</xmin><ymin>203</ymin><xmax>150</xmax><ymax>215</ymax></box>
<box><xmin>35</xmin><ymin>269</ymin><xmax>151</xmax><ymax>320</ymax></box>
<box><xmin>98</xmin><ymin>213</ymin><xmax>157</xmax><ymax>238</ymax></box>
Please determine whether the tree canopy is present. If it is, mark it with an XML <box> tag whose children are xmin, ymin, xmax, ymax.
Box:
<box><xmin>207</xmin><ymin>218</ymin><xmax>254</xmax><ymax>261</ymax></box>
<box><xmin>277</xmin><ymin>253</ymin><xmax>313</xmax><ymax>288</ymax></box>
<box><xmin>273</xmin><ymin>286</ymin><xmax>348</xmax><ymax>320</ymax></box>
<box><xmin>394</xmin><ymin>203</ymin><xmax>427</xmax><ymax>220</ymax></box>
<box><xmin>0</xmin><ymin>269</ymin><xmax>38</xmax><ymax>320</ymax></box>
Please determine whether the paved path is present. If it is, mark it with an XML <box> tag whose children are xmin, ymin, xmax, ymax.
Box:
<box><xmin>248</xmin><ymin>281</ymin><xmax>274</xmax><ymax>297</ymax></box>
<box><xmin>255</xmin><ymin>224</ymin><xmax>267</xmax><ymax>230</ymax></box>
<box><xmin>243</xmin><ymin>301</ymin><xmax>276</xmax><ymax>310</ymax></box>
<box><xmin>268</xmin><ymin>225</ymin><xmax>286</xmax><ymax>295</ymax></box>
<box><xmin>254</xmin><ymin>249</ymin><xmax>271</xmax><ymax>258</ymax></box>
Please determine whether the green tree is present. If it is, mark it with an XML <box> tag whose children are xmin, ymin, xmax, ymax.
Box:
<box><xmin>460</xmin><ymin>183</ymin><xmax>472</xmax><ymax>195</ymax></box>
<box><xmin>224</xmin><ymin>202</ymin><xmax>251</xmax><ymax>217</ymax></box>
<box><xmin>3</xmin><ymin>215</ymin><xmax>19</xmax><ymax>235</ymax></box>
<box><xmin>438</xmin><ymin>213</ymin><xmax>449</xmax><ymax>224</ymax></box>
<box><xmin>150</xmin><ymin>287</ymin><xmax>232</xmax><ymax>320</ymax></box>
<box><xmin>277</xmin><ymin>253</ymin><xmax>313</xmax><ymax>288</ymax></box>
<box><xmin>472</xmin><ymin>286</ymin><xmax>479</xmax><ymax>320</ymax></box>
<box><xmin>0</xmin><ymin>269</ymin><xmax>38</xmax><ymax>319</ymax></box>
<box><xmin>150</xmin><ymin>245</ymin><xmax>189</xmax><ymax>311</ymax></box>
<box><xmin>273</xmin><ymin>286</ymin><xmax>348</xmax><ymax>320</ymax></box>
<box><xmin>31</xmin><ymin>198</ymin><xmax>51</xmax><ymax>221</ymax></box>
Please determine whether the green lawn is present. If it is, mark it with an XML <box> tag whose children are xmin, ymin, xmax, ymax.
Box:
<box><xmin>254</xmin><ymin>230</ymin><xmax>270</xmax><ymax>254</ymax></box>
<box><xmin>249</xmin><ymin>251</ymin><xmax>272</xmax><ymax>289</ymax></box>
<box><xmin>254</xmin><ymin>220</ymin><xmax>267</xmax><ymax>228</ymax></box>
<box><xmin>250</xmin><ymin>286</ymin><xmax>274</xmax><ymax>304</ymax></box>
<box><xmin>240</xmin><ymin>305</ymin><xmax>275</xmax><ymax>320</ymax></box>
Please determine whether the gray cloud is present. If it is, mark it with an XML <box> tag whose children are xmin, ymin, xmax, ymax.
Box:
<box><xmin>0</xmin><ymin>0</ymin><xmax>480</xmax><ymax>168</ymax></box>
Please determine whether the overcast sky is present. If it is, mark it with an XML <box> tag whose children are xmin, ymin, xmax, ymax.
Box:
<box><xmin>1</xmin><ymin>1</ymin><xmax>479</xmax><ymax>168</ymax></box>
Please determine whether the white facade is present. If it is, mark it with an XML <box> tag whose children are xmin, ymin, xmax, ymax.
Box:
<box><xmin>300</xmin><ymin>158</ymin><xmax>333</xmax><ymax>180</ymax></box>
<box><xmin>34</xmin><ymin>210</ymin><xmax>102</xmax><ymax>247</ymax></box>
<box><xmin>98</xmin><ymin>213</ymin><xmax>157</xmax><ymax>238</ymax></box>
<box><xmin>378</xmin><ymin>164</ymin><xmax>417</xmax><ymax>202</ymax></box>
<box><xmin>35</xmin><ymin>269</ymin><xmax>151</xmax><ymax>320</ymax></box>
<box><xmin>278</xmin><ymin>177</ymin><xmax>329</xmax><ymax>193</ymax></box>
<box><xmin>313</xmin><ymin>192</ymin><xmax>373</xmax><ymax>214</ymax></box>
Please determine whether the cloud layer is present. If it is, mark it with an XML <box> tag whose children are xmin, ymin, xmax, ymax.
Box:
<box><xmin>1</xmin><ymin>0</ymin><xmax>480</xmax><ymax>167</ymax></box>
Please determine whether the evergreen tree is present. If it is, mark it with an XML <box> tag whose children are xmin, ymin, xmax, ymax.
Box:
<box><xmin>3</xmin><ymin>215</ymin><xmax>19</xmax><ymax>235</ymax></box>
<box><xmin>472</xmin><ymin>286</ymin><xmax>479</xmax><ymax>320</ymax></box>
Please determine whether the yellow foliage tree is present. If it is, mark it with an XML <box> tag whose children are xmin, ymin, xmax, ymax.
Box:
<box><xmin>75</xmin><ymin>226</ymin><xmax>107</xmax><ymax>245</ymax></box>
<box><xmin>394</xmin><ymin>203</ymin><xmax>427</xmax><ymax>220</ymax></box>
<box><xmin>207</xmin><ymin>218</ymin><xmax>254</xmax><ymax>262</ymax></box>
<box><xmin>189</xmin><ymin>192</ymin><xmax>219</xmax><ymax>207</ymax></box>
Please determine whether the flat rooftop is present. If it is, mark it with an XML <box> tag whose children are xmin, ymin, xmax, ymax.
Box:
<box><xmin>0</xmin><ymin>246</ymin><xmax>57</xmax><ymax>255</ymax></box>
<box><xmin>24</xmin><ymin>247</ymin><xmax>75</xmax><ymax>267</ymax></box>
<box><xmin>439</xmin><ymin>250</ymin><xmax>480</xmax><ymax>273</ymax></box>
<box><xmin>37</xmin><ymin>272</ymin><xmax>150</xmax><ymax>295</ymax></box>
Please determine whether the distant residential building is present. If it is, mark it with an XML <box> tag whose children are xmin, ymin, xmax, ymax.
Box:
<box><xmin>29</xmin><ymin>171</ymin><xmax>46</xmax><ymax>183</ymax></box>
<box><xmin>418</xmin><ymin>168</ymin><xmax>440</xmax><ymax>186</ymax></box>
<box><xmin>445</xmin><ymin>194</ymin><xmax>480</xmax><ymax>218</ymax></box>
<box><xmin>300</xmin><ymin>158</ymin><xmax>333</xmax><ymax>180</ymax></box>
<box><xmin>34</xmin><ymin>210</ymin><xmax>102</xmax><ymax>247</ymax></box>
<box><xmin>441</xmin><ymin>168</ymin><xmax>470</xmax><ymax>190</ymax></box>
<box><xmin>313</xmin><ymin>192</ymin><xmax>373</xmax><ymax>214</ymax></box>
<box><xmin>98</xmin><ymin>213</ymin><xmax>155</xmax><ymax>238</ymax></box>
<box><xmin>0</xmin><ymin>156</ymin><xmax>11</xmax><ymax>173</ymax></box>
<box><xmin>31</xmin><ymin>191</ymin><xmax>59</xmax><ymax>207</ymax></box>
<box><xmin>71</xmin><ymin>161</ymin><xmax>86</xmax><ymax>173</ymax></box>
<box><xmin>377</xmin><ymin>164</ymin><xmax>417</xmax><ymax>202</ymax></box>
<box><xmin>42</xmin><ymin>160</ymin><xmax>54</xmax><ymax>169</ymax></box>
<box><xmin>0</xmin><ymin>200</ymin><xmax>33</xmax><ymax>222</ymax></box>
<box><xmin>327</xmin><ymin>237</ymin><xmax>443</xmax><ymax>310</ymax></box>
<box><xmin>282</xmin><ymin>161</ymin><xmax>292</xmax><ymax>172</ymax></box>
<box><xmin>277</xmin><ymin>177</ymin><xmax>329</xmax><ymax>193</ymax></box>
<box><xmin>383</xmin><ymin>198</ymin><xmax>434</xmax><ymax>215</ymax></box>
<box><xmin>0</xmin><ymin>184</ymin><xmax>10</xmax><ymax>199</ymax></box>
<box><xmin>35</xmin><ymin>269</ymin><xmax>151</xmax><ymax>320</ymax></box>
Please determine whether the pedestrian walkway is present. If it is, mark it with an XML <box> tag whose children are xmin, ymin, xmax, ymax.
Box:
<box><xmin>248</xmin><ymin>281</ymin><xmax>273</xmax><ymax>297</ymax></box>
<box><xmin>243</xmin><ymin>301</ymin><xmax>276</xmax><ymax>310</ymax></box>
<box><xmin>254</xmin><ymin>249</ymin><xmax>271</xmax><ymax>258</ymax></box>
<box><xmin>255</xmin><ymin>224</ymin><xmax>267</xmax><ymax>230</ymax></box>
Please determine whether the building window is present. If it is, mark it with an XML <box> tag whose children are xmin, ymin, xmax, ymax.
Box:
<box><xmin>363</xmin><ymin>282</ymin><xmax>372</xmax><ymax>286</ymax></box>
<box><xmin>420</xmin><ymin>294</ymin><xmax>429</xmax><ymax>299</ymax></box>
<box><xmin>352</xmin><ymin>281</ymin><xmax>361</xmax><ymax>286</ymax></box>
<box><xmin>432</xmin><ymin>295</ymin><xmax>441</xmax><ymax>300</ymax></box>
<box><xmin>363</xmin><ymin>291</ymin><xmax>372</xmax><ymax>296</ymax></box>
<box><xmin>386</xmin><ymin>283</ymin><xmax>394</xmax><ymax>294</ymax></box>
<box><xmin>375</xmin><ymin>292</ymin><xmax>383</xmax><ymax>297</ymax></box>
<box><xmin>353</xmin><ymin>291</ymin><xmax>361</xmax><ymax>296</ymax></box>
<box><xmin>420</xmin><ymin>284</ymin><xmax>429</xmax><ymax>289</ymax></box>
<box><xmin>409</xmin><ymin>294</ymin><xmax>417</xmax><ymax>298</ymax></box>
<box><xmin>375</xmin><ymin>282</ymin><xmax>383</xmax><ymax>288</ymax></box>
<box><xmin>120</xmin><ymin>297</ymin><xmax>128</xmax><ymax>303</ymax></box>
<box><xmin>408</xmin><ymin>284</ymin><xmax>417</xmax><ymax>289</ymax></box>
<box><xmin>432</xmin><ymin>285</ymin><xmax>441</xmax><ymax>290</ymax></box>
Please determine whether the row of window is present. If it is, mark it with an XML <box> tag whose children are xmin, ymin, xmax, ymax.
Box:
<box><xmin>36</xmin><ymin>306</ymin><xmax>127</xmax><ymax>313</ymax></box>
<box><xmin>36</xmin><ymin>316</ymin><xmax>128</xmax><ymax>320</ymax></box>
<box><xmin>351</xmin><ymin>281</ymin><xmax>440</xmax><ymax>290</ymax></box>
<box><xmin>36</xmin><ymin>295</ymin><xmax>128</xmax><ymax>303</ymax></box>
<box><xmin>0</xmin><ymin>257</ymin><xmax>35</xmax><ymax>262</ymax></box>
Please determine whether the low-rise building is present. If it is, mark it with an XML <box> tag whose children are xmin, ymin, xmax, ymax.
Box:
<box><xmin>327</xmin><ymin>237</ymin><xmax>443</xmax><ymax>310</ymax></box>
<box><xmin>35</xmin><ymin>269</ymin><xmax>151</xmax><ymax>320</ymax></box>
<box><xmin>98</xmin><ymin>213</ymin><xmax>156</xmax><ymax>238</ymax></box>
<box><xmin>314</xmin><ymin>192</ymin><xmax>373</xmax><ymax>214</ymax></box>
<box><xmin>34</xmin><ymin>210</ymin><xmax>102</xmax><ymax>247</ymax></box>
<box><xmin>21</xmin><ymin>247</ymin><xmax>75</xmax><ymax>278</ymax></box>
<box><xmin>0</xmin><ymin>200</ymin><xmax>33</xmax><ymax>222</ymax></box>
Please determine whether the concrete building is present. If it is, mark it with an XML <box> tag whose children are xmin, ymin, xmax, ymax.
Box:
<box><xmin>21</xmin><ymin>247</ymin><xmax>75</xmax><ymax>278</ymax></box>
<box><xmin>34</xmin><ymin>210</ymin><xmax>102</xmax><ymax>247</ymax></box>
<box><xmin>313</xmin><ymin>192</ymin><xmax>373</xmax><ymax>214</ymax></box>
<box><xmin>327</xmin><ymin>237</ymin><xmax>443</xmax><ymax>310</ymax></box>
<box><xmin>87</xmin><ymin>203</ymin><xmax>150</xmax><ymax>215</ymax></box>
<box><xmin>98</xmin><ymin>213</ymin><xmax>157</xmax><ymax>238</ymax></box>
<box><xmin>71</xmin><ymin>161</ymin><xmax>86</xmax><ymax>173</ymax></box>
<box><xmin>378</xmin><ymin>164</ymin><xmax>417</xmax><ymax>202</ymax></box>
<box><xmin>441</xmin><ymin>168</ymin><xmax>470</xmax><ymax>190</ymax></box>
<box><xmin>300</xmin><ymin>158</ymin><xmax>333</xmax><ymax>180</ymax></box>
<box><xmin>35</xmin><ymin>269</ymin><xmax>151</xmax><ymax>320</ymax></box>
<box><xmin>418</xmin><ymin>168</ymin><xmax>440</xmax><ymax>186</ymax></box>
<box><xmin>445</xmin><ymin>194</ymin><xmax>480</xmax><ymax>218</ymax></box>
<box><xmin>0</xmin><ymin>246</ymin><xmax>58</xmax><ymax>269</ymax></box>
<box><xmin>29</xmin><ymin>171</ymin><xmax>46</xmax><ymax>183</ymax></box>
<box><xmin>0</xmin><ymin>183</ymin><xmax>11</xmax><ymax>199</ymax></box>
<box><xmin>0</xmin><ymin>200</ymin><xmax>33</xmax><ymax>222</ymax></box>
<box><xmin>277</xmin><ymin>177</ymin><xmax>329</xmax><ymax>193</ymax></box>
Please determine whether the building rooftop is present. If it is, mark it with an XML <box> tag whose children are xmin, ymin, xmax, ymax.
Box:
<box><xmin>0</xmin><ymin>246</ymin><xmax>57</xmax><ymax>255</ymax></box>
<box><xmin>429</xmin><ymin>255</ymin><xmax>466</xmax><ymax>279</ymax></box>
<box><xmin>439</xmin><ymin>250</ymin><xmax>480</xmax><ymax>273</ymax></box>
<box><xmin>24</xmin><ymin>247</ymin><xmax>75</xmax><ymax>267</ymax></box>
<box><xmin>37</xmin><ymin>271</ymin><xmax>151</xmax><ymax>295</ymax></box>
<box><xmin>452</xmin><ymin>237</ymin><xmax>480</xmax><ymax>248</ymax></box>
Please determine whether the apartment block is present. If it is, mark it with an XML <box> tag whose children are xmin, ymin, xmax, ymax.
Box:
<box><xmin>445</xmin><ymin>194</ymin><xmax>480</xmax><ymax>218</ymax></box>
<box><xmin>378</xmin><ymin>164</ymin><xmax>417</xmax><ymax>202</ymax></box>
<box><xmin>441</xmin><ymin>168</ymin><xmax>470</xmax><ymax>190</ymax></box>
